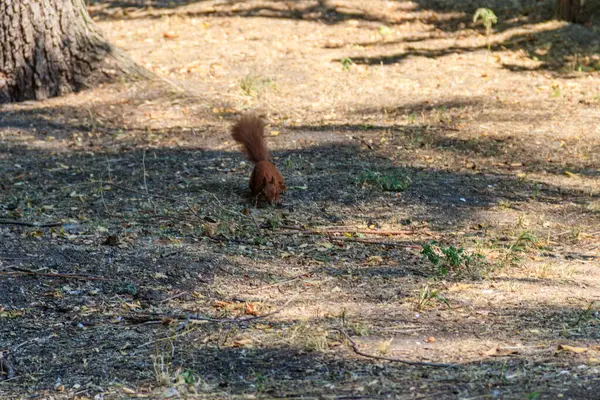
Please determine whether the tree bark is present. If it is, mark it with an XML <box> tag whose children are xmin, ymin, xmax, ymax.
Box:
<box><xmin>555</xmin><ymin>0</ymin><xmax>590</xmax><ymax>23</ymax></box>
<box><xmin>0</xmin><ymin>0</ymin><xmax>149</xmax><ymax>103</ymax></box>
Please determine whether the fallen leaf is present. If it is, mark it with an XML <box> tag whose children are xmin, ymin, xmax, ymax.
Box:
<box><xmin>315</xmin><ymin>241</ymin><xmax>333</xmax><ymax>251</ymax></box>
<box><xmin>557</xmin><ymin>344</ymin><xmax>588</xmax><ymax>354</ymax></box>
<box><xmin>213</xmin><ymin>300</ymin><xmax>233</xmax><ymax>309</ymax></box>
<box><xmin>153</xmin><ymin>272</ymin><xmax>168</xmax><ymax>279</ymax></box>
<box><xmin>364</xmin><ymin>255</ymin><xmax>384</xmax><ymax>265</ymax></box>
<box><xmin>232</xmin><ymin>338</ymin><xmax>253</xmax><ymax>347</ymax></box>
<box><xmin>244</xmin><ymin>303</ymin><xmax>259</xmax><ymax>316</ymax></box>
<box><xmin>483</xmin><ymin>346</ymin><xmax>519</xmax><ymax>357</ymax></box>
<box><xmin>122</xmin><ymin>302</ymin><xmax>142</xmax><ymax>311</ymax></box>
<box><xmin>163</xmin><ymin>32</ymin><xmax>179</xmax><ymax>39</ymax></box>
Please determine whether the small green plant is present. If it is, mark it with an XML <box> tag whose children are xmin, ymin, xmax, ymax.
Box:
<box><xmin>285</xmin><ymin>157</ymin><xmax>294</xmax><ymax>169</ymax></box>
<box><xmin>551</xmin><ymin>82</ymin><xmax>562</xmax><ymax>97</ymax></box>
<box><xmin>379</xmin><ymin>25</ymin><xmax>393</xmax><ymax>36</ymax></box>
<box><xmin>357</xmin><ymin>170</ymin><xmax>411</xmax><ymax>192</ymax></box>
<box><xmin>341</xmin><ymin>57</ymin><xmax>354</xmax><ymax>71</ymax></box>
<box><xmin>421</xmin><ymin>241</ymin><xmax>486</xmax><ymax>278</ymax></box>
<box><xmin>350</xmin><ymin>322</ymin><xmax>369</xmax><ymax>336</ymax></box>
<box><xmin>498</xmin><ymin>230</ymin><xmax>538</xmax><ymax>268</ymax></box>
<box><xmin>180</xmin><ymin>369</ymin><xmax>197</xmax><ymax>385</ymax></box>
<box><xmin>267</xmin><ymin>214</ymin><xmax>281</xmax><ymax>230</ymax></box>
<box><xmin>253</xmin><ymin>236</ymin><xmax>267</xmax><ymax>246</ymax></box>
<box><xmin>240</xmin><ymin>74</ymin><xmax>258</xmax><ymax>96</ymax></box>
<box><xmin>240</xmin><ymin>74</ymin><xmax>275</xmax><ymax>96</ymax></box>
<box><xmin>473</xmin><ymin>8</ymin><xmax>498</xmax><ymax>51</ymax></box>
<box><xmin>416</xmin><ymin>284</ymin><xmax>451</xmax><ymax>311</ymax></box>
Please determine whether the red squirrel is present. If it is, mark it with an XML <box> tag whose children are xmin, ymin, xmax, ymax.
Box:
<box><xmin>231</xmin><ymin>114</ymin><xmax>286</xmax><ymax>204</ymax></box>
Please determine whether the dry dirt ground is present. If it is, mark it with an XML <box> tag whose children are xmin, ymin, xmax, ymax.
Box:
<box><xmin>1</xmin><ymin>0</ymin><xmax>600</xmax><ymax>399</ymax></box>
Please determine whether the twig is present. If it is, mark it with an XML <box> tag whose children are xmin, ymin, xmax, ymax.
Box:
<box><xmin>275</xmin><ymin>225</ymin><xmax>418</xmax><ymax>236</ymax></box>
<box><xmin>0</xmin><ymin>220</ymin><xmax>64</xmax><ymax>228</ymax></box>
<box><xmin>160</xmin><ymin>291</ymin><xmax>188</xmax><ymax>303</ymax></box>
<box><xmin>0</xmin><ymin>270</ymin><xmax>111</xmax><ymax>281</ymax></box>
<box><xmin>245</xmin><ymin>269</ymin><xmax>321</xmax><ymax>293</ymax></box>
<box><xmin>335</xmin><ymin>328</ymin><xmax>459</xmax><ymax>368</ymax></box>
<box><xmin>330</xmin><ymin>237</ymin><xmax>419</xmax><ymax>247</ymax></box>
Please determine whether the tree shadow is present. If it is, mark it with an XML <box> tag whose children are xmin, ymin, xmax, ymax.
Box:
<box><xmin>1</xmin><ymin>296</ymin><xmax>597</xmax><ymax>397</ymax></box>
<box><xmin>1</xmin><ymin>92</ymin><xmax>599</xmax><ymax>397</ymax></box>
<box><xmin>85</xmin><ymin>0</ymin><xmax>599</xmax><ymax>73</ymax></box>
<box><xmin>340</xmin><ymin>22</ymin><xmax>600</xmax><ymax>73</ymax></box>
<box><xmin>87</xmin><ymin>0</ymin><xmax>547</xmax><ymax>33</ymax></box>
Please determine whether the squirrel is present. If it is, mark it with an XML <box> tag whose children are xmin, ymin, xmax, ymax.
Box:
<box><xmin>231</xmin><ymin>114</ymin><xmax>286</xmax><ymax>204</ymax></box>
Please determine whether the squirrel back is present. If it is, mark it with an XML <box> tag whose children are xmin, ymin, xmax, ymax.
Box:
<box><xmin>231</xmin><ymin>115</ymin><xmax>269</xmax><ymax>164</ymax></box>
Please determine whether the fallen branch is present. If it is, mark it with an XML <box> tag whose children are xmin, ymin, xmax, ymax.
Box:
<box><xmin>0</xmin><ymin>220</ymin><xmax>64</xmax><ymax>228</ymax></box>
<box><xmin>335</xmin><ymin>328</ymin><xmax>459</xmax><ymax>369</ymax></box>
<box><xmin>244</xmin><ymin>269</ymin><xmax>321</xmax><ymax>293</ymax></box>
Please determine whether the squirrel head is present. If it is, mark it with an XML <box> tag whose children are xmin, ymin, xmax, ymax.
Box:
<box><xmin>263</xmin><ymin>176</ymin><xmax>284</xmax><ymax>204</ymax></box>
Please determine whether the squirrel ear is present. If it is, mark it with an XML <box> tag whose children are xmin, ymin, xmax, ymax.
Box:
<box><xmin>263</xmin><ymin>176</ymin><xmax>268</xmax><ymax>186</ymax></box>
<box><xmin>270</xmin><ymin>176</ymin><xmax>276</xmax><ymax>184</ymax></box>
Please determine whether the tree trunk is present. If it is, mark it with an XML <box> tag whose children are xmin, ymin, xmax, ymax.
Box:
<box><xmin>0</xmin><ymin>0</ymin><xmax>149</xmax><ymax>103</ymax></box>
<box><xmin>555</xmin><ymin>0</ymin><xmax>588</xmax><ymax>23</ymax></box>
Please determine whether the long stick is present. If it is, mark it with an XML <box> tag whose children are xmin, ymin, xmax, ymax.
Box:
<box><xmin>335</xmin><ymin>328</ymin><xmax>459</xmax><ymax>368</ymax></box>
<box><xmin>0</xmin><ymin>220</ymin><xmax>64</xmax><ymax>228</ymax></box>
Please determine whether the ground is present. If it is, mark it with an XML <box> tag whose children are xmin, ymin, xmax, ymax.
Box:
<box><xmin>1</xmin><ymin>0</ymin><xmax>600</xmax><ymax>399</ymax></box>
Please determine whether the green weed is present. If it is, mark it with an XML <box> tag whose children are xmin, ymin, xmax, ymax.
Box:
<box><xmin>473</xmin><ymin>8</ymin><xmax>498</xmax><ymax>51</ymax></box>
<box><xmin>421</xmin><ymin>241</ymin><xmax>486</xmax><ymax>279</ymax></box>
<box><xmin>341</xmin><ymin>57</ymin><xmax>354</xmax><ymax>71</ymax></box>
<box><xmin>357</xmin><ymin>170</ymin><xmax>411</xmax><ymax>192</ymax></box>
<box><xmin>416</xmin><ymin>284</ymin><xmax>451</xmax><ymax>311</ymax></box>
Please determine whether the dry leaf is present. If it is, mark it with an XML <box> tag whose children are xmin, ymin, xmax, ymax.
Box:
<box><xmin>557</xmin><ymin>344</ymin><xmax>588</xmax><ymax>354</ymax></box>
<box><xmin>213</xmin><ymin>300</ymin><xmax>232</xmax><ymax>309</ymax></box>
<box><xmin>483</xmin><ymin>346</ymin><xmax>519</xmax><ymax>357</ymax></box>
<box><xmin>365</xmin><ymin>255</ymin><xmax>384</xmax><ymax>265</ymax></box>
<box><xmin>232</xmin><ymin>338</ymin><xmax>253</xmax><ymax>347</ymax></box>
<box><xmin>270</xmin><ymin>130</ymin><xmax>280</xmax><ymax>136</ymax></box>
<box><xmin>122</xmin><ymin>301</ymin><xmax>141</xmax><ymax>311</ymax></box>
<box><xmin>315</xmin><ymin>241</ymin><xmax>333</xmax><ymax>251</ymax></box>
<box><xmin>163</xmin><ymin>32</ymin><xmax>179</xmax><ymax>39</ymax></box>
<box><xmin>244</xmin><ymin>303</ymin><xmax>259</xmax><ymax>316</ymax></box>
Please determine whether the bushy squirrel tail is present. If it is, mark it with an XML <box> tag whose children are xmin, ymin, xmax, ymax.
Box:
<box><xmin>231</xmin><ymin>115</ymin><xmax>269</xmax><ymax>164</ymax></box>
